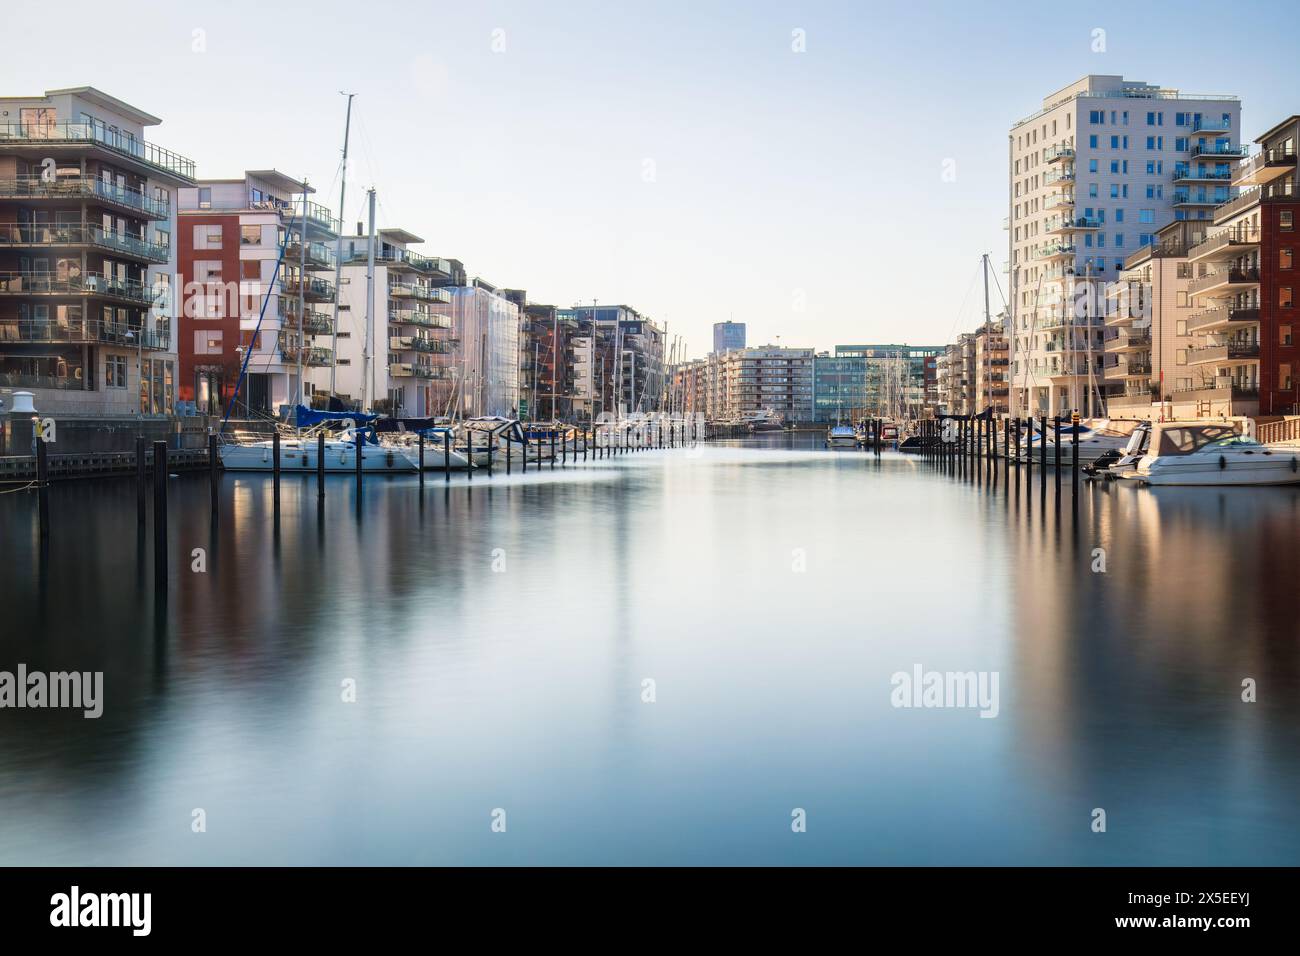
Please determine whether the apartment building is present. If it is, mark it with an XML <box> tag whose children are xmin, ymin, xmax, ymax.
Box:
<box><xmin>559</xmin><ymin>304</ymin><xmax>665</xmax><ymax>418</ymax></box>
<box><xmin>972</xmin><ymin>319</ymin><xmax>1010</xmax><ymax>415</ymax></box>
<box><xmin>0</xmin><ymin>87</ymin><xmax>194</xmax><ymax>415</ymax></box>
<box><xmin>1181</xmin><ymin>115</ymin><xmax>1299</xmax><ymax>417</ymax></box>
<box><xmin>518</xmin><ymin>301</ymin><xmax>574</xmax><ymax>420</ymax></box>
<box><xmin>176</xmin><ymin>170</ymin><xmax>338</xmax><ymax>416</ymax></box>
<box><xmin>327</xmin><ymin>226</ymin><xmax>460</xmax><ymax>417</ymax></box>
<box><xmin>715</xmin><ymin>345</ymin><xmax>814</xmax><ymax>423</ymax></box>
<box><xmin>1103</xmin><ymin>220</ymin><xmax>1209</xmax><ymax>419</ymax></box>
<box><xmin>1008</xmin><ymin>75</ymin><xmax>1241</xmax><ymax>417</ymax></box>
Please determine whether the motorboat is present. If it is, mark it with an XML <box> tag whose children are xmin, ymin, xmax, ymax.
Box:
<box><xmin>1084</xmin><ymin>422</ymin><xmax>1151</xmax><ymax>479</ymax></box>
<box><xmin>1012</xmin><ymin>418</ymin><xmax>1142</xmax><ymax>467</ymax></box>
<box><xmin>1129</xmin><ymin>421</ymin><xmax>1300</xmax><ymax>486</ymax></box>
<box><xmin>744</xmin><ymin>409</ymin><xmax>785</xmax><ymax>432</ymax></box>
<box><xmin>825</xmin><ymin>424</ymin><xmax>858</xmax><ymax>448</ymax></box>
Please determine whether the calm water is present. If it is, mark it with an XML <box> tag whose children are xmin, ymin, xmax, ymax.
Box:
<box><xmin>3</xmin><ymin>434</ymin><xmax>1299</xmax><ymax>865</ymax></box>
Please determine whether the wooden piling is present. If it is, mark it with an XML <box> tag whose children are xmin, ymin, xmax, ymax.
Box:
<box><xmin>355</xmin><ymin>428</ymin><xmax>364</xmax><ymax>495</ymax></box>
<box><xmin>444</xmin><ymin>432</ymin><xmax>451</xmax><ymax>481</ymax></box>
<box><xmin>272</xmin><ymin>431</ymin><xmax>281</xmax><ymax>501</ymax></box>
<box><xmin>136</xmin><ymin>436</ymin><xmax>147</xmax><ymax>526</ymax></box>
<box><xmin>35</xmin><ymin>437</ymin><xmax>49</xmax><ymax>540</ymax></box>
<box><xmin>209</xmin><ymin>432</ymin><xmax>219</xmax><ymax>512</ymax></box>
<box><xmin>420</xmin><ymin>433</ymin><xmax>427</xmax><ymax>484</ymax></box>
<box><xmin>152</xmin><ymin>441</ymin><xmax>167</xmax><ymax>593</ymax></box>
<box><xmin>317</xmin><ymin>433</ymin><xmax>326</xmax><ymax>498</ymax></box>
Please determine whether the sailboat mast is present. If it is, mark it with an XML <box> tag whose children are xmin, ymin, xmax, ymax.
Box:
<box><xmin>329</xmin><ymin>93</ymin><xmax>354</xmax><ymax>401</ymax></box>
<box><xmin>361</xmin><ymin>187</ymin><xmax>375</xmax><ymax>411</ymax></box>
<box><xmin>296</xmin><ymin>179</ymin><xmax>308</xmax><ymax>426</ymax></box>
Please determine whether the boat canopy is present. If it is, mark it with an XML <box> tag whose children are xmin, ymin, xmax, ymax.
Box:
<box><xmin>1150</xmin><ymin>421</ymin><xmax>1248</xmax><ymax>457</ymax></box>
<box><xmin>293</xmin><ymin>404</ymin><xmax>379</xmax><ymax>428</ymax></box>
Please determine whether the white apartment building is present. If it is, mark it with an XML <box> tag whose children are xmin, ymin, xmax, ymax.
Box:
<box><xmin>1007</xmin><ymin>75</ymin><xmax>1241</xmax><ymax>417</ymax></box>
<box><xmin>328</xmin><ymin>226</ymin><xmax>457</xmax><ymax>417</ymax></box>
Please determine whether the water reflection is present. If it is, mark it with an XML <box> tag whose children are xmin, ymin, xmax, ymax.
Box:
<box><xmin>1</xmin><ymin>435</ymin><xmax>1298</xmax><ymax>864</ymax></box>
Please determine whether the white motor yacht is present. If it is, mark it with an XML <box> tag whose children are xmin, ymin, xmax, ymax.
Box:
<box><xmin>1130</xmin><ymin>421</ymin><xmax>1300</xmax><ymax>486</ymax></box>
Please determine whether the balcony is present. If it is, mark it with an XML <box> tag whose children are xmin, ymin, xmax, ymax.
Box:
<box><xmin>1172</xmin><ymin>382</ymin><xmax>1259</xmax><ymax>404</ymax></box>
<box><xmin>0</xmin><ymin>370</ymin><xmax>91</xmax><ymax>390</ymax></box>
<box><xmin>279</xmin><ymin>274</ymin><xmax>335</xmax><ymax>303</ymax></box>
<box><xmin>1187</xmin><ymin>265</ymin><xmax>1260</xmax><ymax>298</ymax></box>
<box><xmin>0</xmin><ymin>176</ymin><xmax>171</xmax><ymax>219</ymax></box>
<box><xmin>0</xmin><ymin>121</ymin><xmax>196</xmax><ymax>181</ymax></box>
<box><xmin>387</xmin><ymin>283</ymin><xmax>451</xmax><ymax>303</ymax></box>
<box><xmin>389</xmin><ymin>335</ymin><xmax>452</xmax><ymax>354</ymax></box>
<box><xmin>1036</xmin><ymin>242</ymin><xmax>1076</xmax><ymax>262</ymax></box>
<box><xmin>1235</xmin><ymin>146</ymin><xmax>1297</xmax><ymax>187</ymax></box>
<box><xmin>1104</xmin><ymin>329</ymin><xmax>1152</xmax><ymax>353</ymax></box>
<box><xmin>1191</xmin><ymin>117</ymin><xmax>1232</xmax><ymax>134</ymax></box>
<box><xmin>1189</xmin><ymin>143</ymin><xmax>1249</xmax><ymax>161</ymax></box>
<box><xmin>283</xmin><ymin>237</ymin><xmax>335</xmax><ymax>270</ymax></box>
<box><xmin>389</xmin><ymin>362</ymin><xmax>448</xmax><ymax>379</ymax></box>
<box><xmin>1186</xmin><ymin>305</ymin><xmax>1260</xmax><ymax>334</ymax></box>
<box><xmin>1044</xmin><ymin>145</ymin><xmax>1074</xmax><ymax>164</ymax></box>
<box><xmin>1045</xmin><ymin>215</ymin><xmax>1101</xmax><ymax>235</ymax></box>
<box><xmin>0</xmin><ymin>317</ymin><xmax>167</xmax><ymax>350</ymax></box>
<box><xmin>282</xmin><ymin>197</ymin><xmax>339</xmax><ymax>237</ymax></box>
<box><xmin>1043</xmin><ymin>167</ymin><xmax>1075</xmax><ymax>186</ymax></box>
<box><xmin>1044</xmin><ymin>192</ymin><xmax>1074</xmax><ymax>210</ymax></box>
<box><xmin>1173</xmin><ymin>167</ymin><xmax>1234</xmax><ymax>185</ymax></box>
<box><xmin>0</xmin><ymin>271</ymin><xmax>163</xmax><ymax>308</ymax></box>
<box><xmin>0</xmin><ymin>222</ymin><xmax>170</xmax><ymax>263</ymax></box>
<box><xmin>389</xmin><ymin>308</ymin><xmax>452</xmax><ymax>330</ymax></box>
<box><xmin>1187</xmin><ymin>341</ymin><xmax>1260</xmax><ymax>366</ymax></box>
<box><xmin>1173</xmin><ymin>190</ymin><xmax>1230</xmax><ymax>209</ymax></box>
<box><xmin>1187</xmin><ymin>224</ymin><xmax>1261</xmax><ymax>262</ymax></box>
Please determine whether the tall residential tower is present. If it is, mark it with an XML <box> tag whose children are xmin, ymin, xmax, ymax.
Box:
<box><xmin>1007</xmin><ymin>75</ymin><xmax>1241</xmax><ymax>417</ymax></box>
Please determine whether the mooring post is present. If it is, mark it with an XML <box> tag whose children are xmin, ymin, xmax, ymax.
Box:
<box><xmin>1054</xmin><ymin>415</ymin><xmax>1062</xmax><ymax>500</ymax></box>
<box><xmin>208</xmin><ymin>431</ymin><xmax>219</xmax><ymax>512</ymax></box>
<box><xmin>420</xmin><ymin>433</ymin><xmax>427</xmax><ymax>484</ymax></box>
<box><xmin>444</xmin><ymin>431</ymin><xmax>451</xmax><ymax>481</ymax></box>
<box><xmin>486</xmin><ymin>430</ymin><xmax>493</xmax><ymax>477</ymax></box>
<box><xmin>1039</xmin><ymin>413</ymin><xmax>1047</xmax><ymax>496</ymax></box>
<box><xmin>562</xmin><ymin>428</ymin><xmax>567</xmax><ymax>466</ymax></box>
<box><xmin>317</xmin><ymin>433</ymin><xmax>326</xmax><ymax>498</ymax></box>
<box><xmin>355</xmin><ymin>428</ymin><xmax>364</xmax><ymax>496</ymax></box>
<box><xmin>505</xmin><ymin>432</ymin><xmax>511</xmax><ymax>475</ymax></box>
<box><xmin>1072</xmin><ymin>415</ymin><xmax>1080</xmax><ymax>505</ymax></box>
<box><xmin>137</xmin><ymin>436</ymin><xmax>147</xmax><ymax>526</ymax></box>
<box><xmin>152</xmin><ymin>440</ymin><xmax>168</xmax><ymax>593</ymax></box>
<box><xmin>272</xmin><ymin>431</ymin><xmax>281</xmax><ymax>502</ymax></box>
<box><xmin>1026</xmin><ymin>416</ymin><xmax>1033</xmax><ymax>482</ymax></box>
<box><xmin>467</xmin><ymin>430</ymin><xmax>474</xmax><ymax>482</ymax></box>
<box><xmin>35</xmin><ymin>435</ymin><xmax>50</xmax><ymax>541</ymax></box>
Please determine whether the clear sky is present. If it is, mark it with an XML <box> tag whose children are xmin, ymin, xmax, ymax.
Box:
<box><xmin>7</xmin><ymin>0</ymin><xmax>1297</xmax><ymax>358</ymax></box>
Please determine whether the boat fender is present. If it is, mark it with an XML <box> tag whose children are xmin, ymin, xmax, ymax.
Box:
<box><xmin>1219</xmin><ymin>455</ymin><xmax>1226</xmax><ymax>470</ymax></box>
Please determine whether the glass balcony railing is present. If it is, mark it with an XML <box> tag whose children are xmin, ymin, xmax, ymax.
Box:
<box><xmin>1190</xmin><ymin>142</ymin><xmax>1249</xmax><ymax>159</ymax></box>
<box><xmin>0</xmin><ymin>122</ymin><xmax>195</xmax><ymax>181</ymax></box>
<box><xmin>283</xmin><ymin>196</ymin><xmax>340</xmax><ymax>235</ymax></box>
<box><xmin>0</xmin><ymin>176</ymin><xmax>170</xmax><ymax>218</ymax></box>
<box><xmin>0</xmin><ymin>270</ymin><xmax>163</xmax><ymax>307</ymax></box>
<box><xmin>1191</xmin><ymin>117</ymin><xmax>1232</xmax><ymax>133</ymax></box>
<box><xmin>0</xmin><ymin>222</ymin><xmax>170</xmax><ymax>262</ymax></box>
<box><xmin>0</xmin><ymin>317</ymin><xmax>167</xmax><ymax>349</ymax></box>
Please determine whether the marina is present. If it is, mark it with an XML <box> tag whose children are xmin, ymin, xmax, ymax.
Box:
<box><xmin>4</xmin><ymin>431</ymin><xmax>1300</xmax><ymax>865</ymax></box>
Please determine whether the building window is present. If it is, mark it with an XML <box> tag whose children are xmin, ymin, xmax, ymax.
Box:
<box><xmin>1282</xmin><ymin>248</ymin><xmax>1294</xmax><ymax>270</ymax></box>
<box><xmin>241</xmin><ymin>225</ymin><xmax>262</xmax><ymax>245</ymax></box>
<box><xmin>1176</xmin><ymin>349</ymin><xmax>1187</xmax><ymax>366</ymax></box>
<box><xmin>106</xmin><ymin>355</ymin><xmax>127</xmax><ymax>388</ymax></box>
<box><xmin>198</xmin><ymin>187</ymin><xmax>212</xmax><ymax>210</ymax></box>
<box><xmin>241</xmin><ymin>260</ymin><xmax>261</xmax><ymax>281</ymax></box>
<box><xmin>1281</xmin><ymin>326</ymin><xmax>1293</xmax><ymax>346</ymax></box>
<box><xmin>1282</xmin><ymin>287</ymin><xmax>1294</xmax><ymax>309</ymax></box>
<box><xmin>1176</xmin><ymin>319</ymin><xmax>1188</xmax><ymax>336</ymax></box>
<box><xmin>1282</xmin><ymin>211</ymin><xmax>1294</xmax><ymax>232</ymax></box>
<box><xmin>1282</xmin><ymin>365</ymin><xmax>1293</xmax><ymax>391</ymax></box>
<box><xmin>195</xmin><ymin>330</ymin><xmax>223</xmax><ymax>355</ymax></box>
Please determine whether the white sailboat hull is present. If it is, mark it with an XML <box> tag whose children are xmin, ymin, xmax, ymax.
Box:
<box><xmin>1137</xmin><ymin>449</ymin><xmax>1300</xmax><ymax>486</ymax></box>
<box><xmin>220</xmin><ymin>439</ymin><xmax>417</xmax><ymax>473</ymax></box>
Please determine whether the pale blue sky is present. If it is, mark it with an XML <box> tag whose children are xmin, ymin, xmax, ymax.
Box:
<box><xmin>7</xmin><ymin>0</ymin><xmax>1297</xmax><ymax>356</ymax></box>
